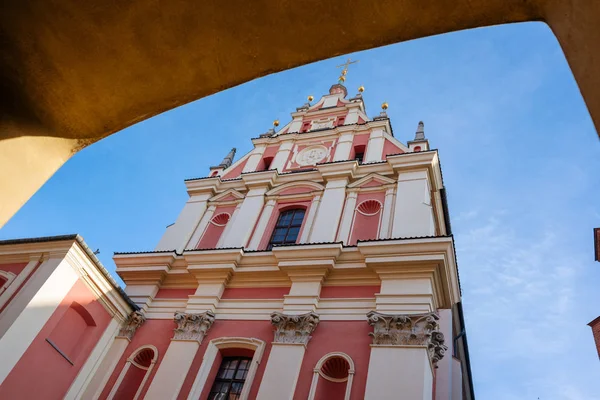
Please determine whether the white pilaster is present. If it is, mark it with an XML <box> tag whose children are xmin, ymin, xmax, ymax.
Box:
<box><xmin>144</xmin><ymin>312</ymin><xmax>215</xmax><ymax>400</ymax></box>
<box><xmin>186</xmin><ymin>271</ymin><xmax>230</xmax><ymax>313</ymax></box>
<box><xmin>186</xmin><ymin>204</ymin><xmax>216</xmax><ymax>249</ymax></box>
<box><xmin>288</xmin><ymin>117</ymin><xmax>303</xmax><ymax>133</ymax></box>
<box><xmin>391</xmin><ymin>170</ymin><xmax>435</xmax><ymax>238</ymax></box>
<box><xmin>124</xmin><ymin>284</ymin><xmax>160</xmax><ymax>312</ymax></box>
<box><xmin>242</xmin><ymin>145</ymin><xmax>267</xmax><ymax>173</ymax></box>
<box><xmin>221</xmin><ymin>187</ymin><xmax>267</xmax><ymax>248</ymax></box>
<box><xmin>333</xmin><ymin>133</ymin><xmax>354</xmax><ymax>161</ymax></box>
<box><xmin>155</xmin><ymin>193</ymin><xmax>212</xmax><ymax>252</ymax></box>
<box><xmin>81</xmin><ymin>336</ymin><xmax>131</xmax><ymax>399</ymax></box>
<box><xmin>271</xmin><ymin>141</ymin><xmax>294</xmax><ymax>172</ymax></box>
<box><xmin>364</xmin><ymin>128</ymin><xmax>385</xmax><ymax>163</ymax></box>
<box><xmin>247</xmin><ymin>199</ymin><xmax>276</xmax><ymax>250</ymax></box>
<box><xmin>0</xmin><ymin>256</ymin><xmax>78</xmax><ymax>384</ymax></box>
<box><xmin>435</xmin><ymin>309</ymin><xmax>453</xmax><ymax>400</ymax></box>
<box><xmin>256</xmin><ymin>312</ymin><xmax>319</xmax><ymax>400</ymax></box>
<box><xmin>299</xmin><ymin>195</ymin><xmax>321</xmax><ymax>243</ymax></box>
<box><xmin>345</xmin><ymin>108</ymin><xmax>359</xmax><ymax>125</ymax></box>
<box><xmin>336</xmin><ymin>191</ymin><xmax>358</xmax><ymax>243</ymax></box>
<box><xmin>364</xmin><ymin>311</ymin><xmax>446</xmax><ymax>400</ymax></box>
<box><xmin>310</xmin><ymin>179</ymin><xmax>348</xmax><ymax>243</ymax></box>
<box><xmin>217</xmin><ymin>203</ymin><xmax>241</xmax><ymax>248</ymax></box>
<box><xmin>378</xmin><ymin>186</ymin><xmax>396</xmax><ymax>239</ymax></box>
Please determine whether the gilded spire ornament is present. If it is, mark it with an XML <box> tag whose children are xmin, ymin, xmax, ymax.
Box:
<box><xmin>336</xmin><ymin>58</ymin><xmax>359</xmax><ymax>84</ymax></box>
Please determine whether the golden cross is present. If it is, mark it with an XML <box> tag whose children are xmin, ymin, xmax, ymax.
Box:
<box><xmin>336</xmin><ymin>58</ymin><xmax>359</xmax><ymax>84</ymax></box>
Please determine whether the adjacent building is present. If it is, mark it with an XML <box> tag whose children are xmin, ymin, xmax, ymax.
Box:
<box><xmin>0</xmin><ymin>78</ymin><xmax>475</xmax><ymax>399</ymax></box>
<box><xmin>589</xmin><ymin>228</ymin><xmax>600</xmax><ymax>359</ymax></box>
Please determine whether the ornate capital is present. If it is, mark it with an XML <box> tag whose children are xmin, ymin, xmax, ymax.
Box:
<box><xmin>118</xmin><ymin>310</ymin><xmax>146</xmax><ymax>340</ymax></box>
<box><xmin>367</xmin><ymin>311</ymin><xmax>448</xmax><ymax>364</ymax></box>
<box><xmin>173</xmin><ymin>311</ymin><xmax>215</xmax><ymax>341</ymax></box>
<box><xmin>271</xmin><ymin>311</ymin><xmax>319</xmax><ymax>345</ymax></box>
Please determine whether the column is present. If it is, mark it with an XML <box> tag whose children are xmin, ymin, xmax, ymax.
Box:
<box><xmin>242</xmin><ymin>145</ymin><xmax>267</xmax><ymax>173</ymax></box>
<box><xmin>256</xmin><ymin>312</ymin><xmax>320</xmax><ymax>400</ymax></box>
<box><xmin>186</xmin><ymin>204</ymin><xmax>216</xmax><ymax>249</ymax></box>
<box><xmin>155</xmin><ymin>193</ymin><xmax>212</xmax><ymax>252</ymax></box>
<box><xmin>247</xmin><ymin>199</ymin><xmax>276</xmax><ymax>250</ymax></box>
<box><xmin>364</xmin><ymin>128</ymin><xmax>385</xmax><ymax>163</ymax></box>
<box><xmin>125</xmin><ymin>284</ymin><xmax>160</xmax><ymax>312</ymax></box>
<box><xmin>333</xmin><ymin>133</ymin><xmax>354</xmax><ymax>161</ymax></box>
<box><xmin>221</xmin><ymin>187</ymin><xmax>267</xmax><ymax>248</ymax></box>
<box><xmin>364</xmin><ymin>311</ymin><xmax>448</xmax><ymax>400</ymax></box>
<box><xmin>310</xmin><ymin>179</ymin><xmax>348</xmax><ymax>243</ymax></box>
<box><xmin>434</xmin><ymin>309</ymin><xmax>453</xmax><ymax>400</ymax></box>
<box><xmin>144</xmin><ymin>311</ymin><xmax>215</xmax><ymax>400</ymax></box>
<box><xmin>0</xmin><ymin>255</ymin><xmax>77</xmax><ymax>384</ymax></box>
<box><xmin>270</xmin><ymin>141</ymin><xmax>294</xmax><ymax>172</ymax></box>
<box><xmin>282</xmin><ymin>268</ymin><xmax>327</xmax><ymax>313</ymax></box>
<box><xmin>336</xmin><ymin>191</ymin><xmax>358</xmax><ymax>243</ymax></box>
<box><xmin>75</xmin><ymin>311</ymin><xmax>146</xmax><ymax>399</ymax></box>
<box><xmin>378</xmin><ymin>185</ymin><xmax>396</xmax><ymax>239</ymax></box>
<box><xmin>299</xmin><ymin>195</ymin><xmax>321</xmax><ymax>243</ymax></box>
<box><xmin>391</xmin><ymin>170</ymin><xmax>435</xmax><ymax>238</ymax></box>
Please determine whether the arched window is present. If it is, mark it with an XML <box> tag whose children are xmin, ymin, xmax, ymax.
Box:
<box><xmin>108</xmin><ymin>345</ymin><xmax>158</xmax><ymax>400</ymax></box>
<box><xmin>46</xmin><ymin>301</ymin><xmax>96</xmax><ymax>364</ymax></box>
<box><xmin>267</xmin><ymin>208</ymin><xmax>306</xmax><ymax>250</ymax></box>
<box><xmin>188</xmin><ymin>337</ymin><xmax>266</xmax><ymax>400</ymax></box>
<box><xmin>308</xmin><ymin>352</ymin><xmax>355</xmax><ymax>400</ymax></box>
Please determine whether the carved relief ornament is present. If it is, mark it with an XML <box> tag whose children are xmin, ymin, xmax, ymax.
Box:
<box><xmin>118</xmin><ymin>310</ymin><xmax>146</xmax><ymax>340</ymax></box>
<box><xmin>271</xmin><ymin>311</ymin><xmax>320</xmax><ymax>345</ymax></box>
<box><xmin>366</xmin><ymin>311</ymin><xmax>448</xmax><ymax>364</ymax></box>
<box><xmin>173</xmin><ymin>311</ymin><xmax>215</xmax><ymax>341</ymax></box>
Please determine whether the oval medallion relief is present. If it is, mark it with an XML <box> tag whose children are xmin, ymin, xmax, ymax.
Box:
<box><xmin>296</xmin><ymin>145</ymin><xmax>328</xmax><ymax>166</ymax></box>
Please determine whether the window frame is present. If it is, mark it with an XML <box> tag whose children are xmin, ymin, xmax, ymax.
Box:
<box><xmin>267</xmin><ymin>208</ymin><xmax>306</xmax><ymax>250</ymax></box>
<box><xmin>208</xmin><ymin>356</ymin><xmax>253</xmax><ymax>400</ymax></box>
<box><xmin>188</xmin><ymin>337</ymin><xmax>266</xmax><ymax>400</ymax></box>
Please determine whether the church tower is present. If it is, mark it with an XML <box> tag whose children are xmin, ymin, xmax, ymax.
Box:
<box><xmin>104</xmin><ymin>65</ymin><xmax>474</xmax><ymax>399</ymax></box>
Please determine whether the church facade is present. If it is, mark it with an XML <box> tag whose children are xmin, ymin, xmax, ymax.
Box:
<box><xmin>0</xmin><ymin>78</ymin><xmax>475</xmax><ymax>399</ymax></box>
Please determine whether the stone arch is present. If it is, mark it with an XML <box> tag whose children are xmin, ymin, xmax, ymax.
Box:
<box><xmin>308</xmin><ymin>352</ymin><xmax>355</xmax><ymax>400</ymax></box>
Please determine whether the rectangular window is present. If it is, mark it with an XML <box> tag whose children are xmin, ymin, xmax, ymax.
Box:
<box><xmin>208</xmin><ymin>357</ymin><xmax>252</xmax><ymax>400</ymax></box>
<box><xmin>267</xmin><ymin>209</ymin><xmax>306</xmax><ymax>250</ymax></box>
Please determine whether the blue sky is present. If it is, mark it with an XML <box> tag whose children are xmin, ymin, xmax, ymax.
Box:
<box><xmin>2</xmin><ymin>22</ymin><xmax>600</xmax><ymax>399</ymax></box>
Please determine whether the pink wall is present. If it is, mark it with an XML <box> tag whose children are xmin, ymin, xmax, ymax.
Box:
<box><xmin>293</xmin><ymin>321</ymin><xmax>372</xmax><ymax>400</ymax></box>
<box><xmin>349</xmin><ymin>192</ymin><xmax>385</xmax><ymax>245</ymax></box>
<box><xmin>196</xmin><ymin>205</ymin><xmax>236</xmax><ymax>249</ymax></box>
<box><xmin>177</xmin><ymin>320</ymin><xmax>274</xmax><ymax>400</ymax></box>
<box><xmin>0</xmin><ymin>279</ymin><xmax>111</xmax><ymax>400</ymax></box>
<box><xmin>0</xmin><ymin>262</ymin><xmax>28</xmax><ymax>275</ymax></box>
<box><xmin>255</xmin><ymin>145</ymin><xmax>279</xmax><ymax>171</ymax></box>
<box><xmin>221</xmin><ymin>287</ymin><xmax>290</xmax><ymax>299</ymax></box>
<box><xmin>222</xmin><ymin>158</ymin><xmax>248</xmax><ymax>179</ymax></box>
<box><xmin>99</xmin><ymin>319</ymin><xmax>176</xmax><ymax>399</ymax></box>
<box><xmin>320</xmin><ymin>285</ymin><xmax>380</xmax><ymax>299</ymax></box>
<box><xmin>383</xmin><ymin>138</ymin><xmax>404</xmax><ymax>157</ymax></box>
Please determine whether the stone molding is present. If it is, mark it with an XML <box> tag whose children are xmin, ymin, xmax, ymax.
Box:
<box><xmin>366</xmin><ymin>311</ymin><xmax>448</xmax><ymax>364</ymax></box>
<box><xmin>173</xmin><ymin>311</ymin><xmax>215</xmax><ymax>341</ymax></box>
<box><xmin>271</xmin><ymin>311</ymin><xmax>319</xmax><ymax>345</ymax></box>
<box><xmin>117</xmin><ymin>310</ymin><xmax>146</xmax><ymax>340</ymax></box>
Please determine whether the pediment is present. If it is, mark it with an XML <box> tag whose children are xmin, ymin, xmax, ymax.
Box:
<box><xmin>348</xmin><ymin>173</ymin><xmax>395</xmax><ymax>188</ymax></box>
<box><xmin>209</xmin><ymin>189</ymin><xmax>245</xmax><ymax>202</ymax></box>
<box><xmin>266</xmin><ymin>181</ymin><xmax>325</xmax><ymax>196</ymax></box>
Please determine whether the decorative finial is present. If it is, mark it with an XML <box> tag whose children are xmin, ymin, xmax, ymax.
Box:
<box><xmin>218</xmin><ymin>148</ymin><xmax>237</xmax><ymax>169</ymax></box>
<box><xmin>415</xmin><ymin>121</ymin><xmax>425</xmax><ymax>140</ymax></box>
<box><xmin>308</xmin><ymin>95</ymin><xmax>314</xmax><ymax>102</ymax></box>
<box><xmin>336</xmin><ymin>58</ymin><xmax>359</xmax><ymax>85</ymax></box>
<box><xmin>381</xmin><ymin>102</ymin><xmax>389</xmax><ymax>110</ymax></box>
<box><xmin>358</xmin><ymin>85</ymin><xmax>365</xmax><ymax>93</ymax></box>
<box><xmin>273</xmin><ymin>119</ymin><xmax>280</xmax><ymax>127</ymax></box>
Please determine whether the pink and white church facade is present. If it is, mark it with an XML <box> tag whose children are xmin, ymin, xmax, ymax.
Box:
<box><xmin>0</xmin><ymin>80</ymin><xmax>475</xmax><ymax>399</ymax></box>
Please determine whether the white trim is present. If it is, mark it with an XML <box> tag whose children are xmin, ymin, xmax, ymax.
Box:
<box><xmin>0</xmin><ymin>258</ymin><xmax>40</xmax><ymax>310</ymax></box>
<box><xmin>307</xmin><ymin>352</ymin><xmax>355</xmax><ymax>400</ymax></box>
<box><xmin>187</xmin><ymin>337</ymin><xmax>266</xmax><ymax>400</ymax></box>
<box><xmin>107</xmin><ymin>345</ymin><xmax>158</xmax><ymax>400</ymax></box>
<box><xmin>0</xmin><ymin>270</ymin><xmax>16</xmax><ymax>295</ymax></box>
<box><xmin>266</xmin><ymin>181</ymin><xmax>325</xmax><ymax>196</ymax></box>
